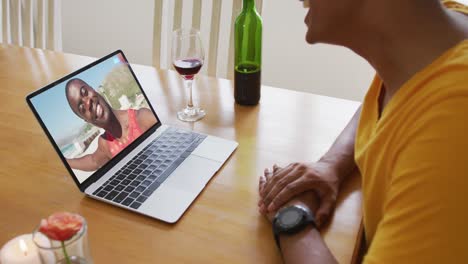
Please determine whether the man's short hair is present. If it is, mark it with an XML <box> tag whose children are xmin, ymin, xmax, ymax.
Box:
<box><xmin>65</xmin><ymin>78</ymin><xmax>86</xmax><ymax>116</ymax></box>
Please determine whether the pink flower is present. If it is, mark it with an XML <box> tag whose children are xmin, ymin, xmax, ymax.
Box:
<box><xmin>39</xmin><ymin>212</ymin><xmax>84</xmax><ymax>241</ymax></box>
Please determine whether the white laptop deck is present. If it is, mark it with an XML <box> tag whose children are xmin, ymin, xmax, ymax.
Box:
<box><xmin>86</xmin><ymin>125</ymin><xmax>237</xmax><ymax>223</ymax></box>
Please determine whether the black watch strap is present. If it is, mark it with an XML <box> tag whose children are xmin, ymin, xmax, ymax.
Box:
<box><xmin>272</xmin><ymin>205</ymin><xmax>316</xmax><ymax>249</ymax></box>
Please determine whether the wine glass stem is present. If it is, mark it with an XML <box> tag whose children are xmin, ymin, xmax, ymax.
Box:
<box><xmin>185</xmin><ymin>79</ymin><xmax>194</xmax><ymax>108</ymax></box>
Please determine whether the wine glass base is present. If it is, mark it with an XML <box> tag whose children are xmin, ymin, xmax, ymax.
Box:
<box><xmin>177</xmin><ymin>107</ymin><xmax>206</xmax><ymax>122</ymax></box>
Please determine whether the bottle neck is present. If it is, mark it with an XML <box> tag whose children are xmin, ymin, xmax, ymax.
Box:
<box><xmin>242</xmin><ymin>0</ymin><xmax>256</xmax><ymax>11</ymax></box>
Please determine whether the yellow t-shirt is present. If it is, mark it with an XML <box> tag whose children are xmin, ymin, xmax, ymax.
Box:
<box><xmin>355</xmin><ymin>3</ymin><xmax>468</xmax><ymax>263</ymax></box>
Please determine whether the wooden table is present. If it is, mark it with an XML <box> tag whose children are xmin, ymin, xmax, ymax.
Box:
<box><xmin>0</xmin><ymin>45</ymin><xmax>362</xmax><ymax>263</ymax></box>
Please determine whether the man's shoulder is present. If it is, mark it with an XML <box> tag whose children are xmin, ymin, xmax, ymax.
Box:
<box><xmin>443</xmin><ymin>40</ymin><xmax>468</xmax><ymax>66</ymax></box>
<box><xmin>409</xmin><ymin>41</ymin><xmax>468</xmax><ymax>102</ymax></box>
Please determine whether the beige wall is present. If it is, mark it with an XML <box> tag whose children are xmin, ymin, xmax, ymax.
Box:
<box><xmin>62</xmin><ymin>0</ymin><xmax>154</xmax><ymax>65</ymax></box>
<box><xmin>261</xmin><ymin>1</ymin><xmax>374</xmax><ymax>101</ymax></box>
<box><xmin>62</xmin><ymin>0</ymin><xmax>377</xmax><ymax>101</ymax></box>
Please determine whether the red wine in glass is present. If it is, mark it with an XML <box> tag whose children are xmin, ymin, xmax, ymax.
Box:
<box><xmin>173</xmin><ymin>58</ymin><xmax>203</xmax><ymax>80</ymax></box>
<box><xmin>171</xmin><ymin>28</ymin><xmax>205</xmax><ymax>122</ymax></box>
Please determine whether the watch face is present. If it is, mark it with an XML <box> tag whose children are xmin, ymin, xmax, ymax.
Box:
<box><xmin>278</xmin><ymin>208</ymin><xmax>302</xmax><ymax>228</ymax></box>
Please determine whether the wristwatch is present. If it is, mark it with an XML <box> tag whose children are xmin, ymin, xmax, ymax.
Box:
<box><xmin>272</xmin><ymin>204</ymin><xmax>316</xmax><ymax>249</ymax></box>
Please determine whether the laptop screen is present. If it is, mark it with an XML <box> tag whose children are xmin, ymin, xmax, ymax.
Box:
<box><xmin>29</xmin><ymin>51</ymin><xmax>159</xmax><ymax>184</ymax></box>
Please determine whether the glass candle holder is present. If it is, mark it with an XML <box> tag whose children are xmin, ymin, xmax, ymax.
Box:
<box><xmin>32</xmin><ymin>218</ymin><xmax>93</xmax><ymax>264</ymax></box>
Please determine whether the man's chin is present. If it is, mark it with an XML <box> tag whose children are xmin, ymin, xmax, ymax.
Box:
<box><xmin>305</xmin><ymin>34</ymin><xmax>319</xmax><ymax>45</ymax></box>
<box><xmin>93</xmin><ymin>123</ymin><xmax>105</xmax><ymax>130</ymax></box>
<box><xmin>305</xmin><ymin>27</ymin><xmax>326</xmax><ymax>45</ymax></box>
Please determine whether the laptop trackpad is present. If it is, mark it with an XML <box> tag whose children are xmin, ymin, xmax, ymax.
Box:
<box><xmin>164</xmin><ymin>155</ymin><xmax>220</xmax><ymax>191</ymax></box>
<box><xmin>138</xmin><ymin>155</ymin><xmax>220</xmax><ymax>223</ymax></box>
<box><xmin>192</xmin><ymin>136</ymin><xmax>238</xmax><ymax>163</ymax></box>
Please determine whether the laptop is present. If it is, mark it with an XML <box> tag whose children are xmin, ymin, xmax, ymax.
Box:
<box><xmin>26</xmin><ymin>50</ymin><xmax>238</xmax><ymax>223</ymax></box>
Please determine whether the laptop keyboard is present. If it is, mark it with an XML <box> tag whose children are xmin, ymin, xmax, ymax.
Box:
<box><xmin>92</xmin><ymin>127</ymin><xmax>207</xmax><ymax>209</ymax></box>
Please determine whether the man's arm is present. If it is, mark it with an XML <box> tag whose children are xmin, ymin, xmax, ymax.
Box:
<box><xmin>260</xmin><ymin>175</ymin><xmax>338</xmax><ymax>264</ymax></box>
<box><xmin>275</xmin><ymin>106</ymin><xmax>363</xmax><ymax>263</ymax></box>
<box><xmin>280</xmin><ymin>225</ymin><xmax>337</xmax><ymax>264</ymax></box>
<box><xmin>279</xmin><ymin>198</ymin><xmax>337</xmax><ymax>264</ymax></box>
<box><xmin>67</xmin><ymin>155</ymin><xmax>101</xmax><ymax>172</ymax></box>
<box><xmin>260</xmin><ymin>106</ymin><xmax>362</xmax><ymax>225</ymax></box>
<box><xmin>319</xmin><ymin>106</ymin><xmax>361</xmax><ymax>182</ymax></box>
<box><xmin>66</xmin><ymin>137</ymin><xmax>111</xmax><ymax>171</ymax></box>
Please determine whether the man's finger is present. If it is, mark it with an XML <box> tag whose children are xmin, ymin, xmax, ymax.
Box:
<box><xmin>258</xmin><ymin>175</ymin><xmax>267</xmax><ymax>205</ymax></box>
<box><xmin>259</xmin><ymin>169</ymin><xmax>274</xmax><ymax>205</ymax></box>
<box><xmin>315</xmin><ymin>194</ymin><xmax>335</xmax><ymax>227</ymax></box>
<box><xmin>264</xmin><ymin>168</ymin><xmax>273</xmax><ymax>180</ymax></box>
<box><xmin>267</xmin><ymin>180</ymin><xmax>311</xmax><ymax>212</ymax></box>
<box><xmin>261</xmin><ymin>164</ymin><xmax>294</xmax><ymax>196</ymax></box>
<box><xmin>259</xmin><ymin>175</ymin><xmax>266</xmax><ymax>190</ymax></box>
<box><xmin>262</xmin><ymin>167</ymin><xmax>302</xmax><ymax>209</ymax></box>
<box><xmin>273</xmin><ymin>164</ymin><xmax>282</xmax><ymax>173</ymax></box>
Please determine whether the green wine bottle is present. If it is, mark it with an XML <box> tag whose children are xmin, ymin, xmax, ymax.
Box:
<box><xmin>234</xmin><ymin>0</ymin><xmax>262</xmax><ymax>105</ymax></box>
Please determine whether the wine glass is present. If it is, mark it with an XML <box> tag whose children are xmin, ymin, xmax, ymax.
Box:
<box><xmin>172</xmin><ymin>28</ymin><xmax>206</xmax><ymax>122</ymax></box>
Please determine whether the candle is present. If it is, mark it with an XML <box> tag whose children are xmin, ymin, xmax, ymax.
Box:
<box><xmin>0</xmin><ymin>234</ymin><xmax>41</xmax><ymax>264</ymax></box>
